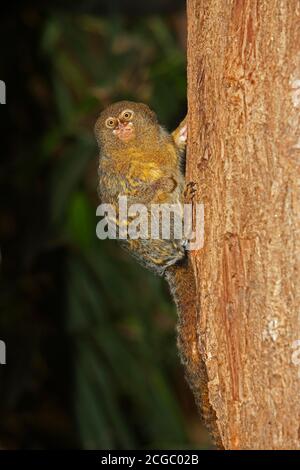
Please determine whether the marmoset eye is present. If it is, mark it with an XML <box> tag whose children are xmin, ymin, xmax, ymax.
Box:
<box><xmin>105</xmin><ymin>117</ymin><xmax>116</xmax><ymax>128</ymax></box>
<box><xmin>121</xmin><ymin>110</ymin><xmax>134</xmax><ymax>120</ymax></box>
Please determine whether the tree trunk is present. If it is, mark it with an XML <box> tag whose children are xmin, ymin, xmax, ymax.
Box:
<box><xmin>186</xmin><ymin>0</ymin><xmax>300</xmax><ymax>449</ymax></box>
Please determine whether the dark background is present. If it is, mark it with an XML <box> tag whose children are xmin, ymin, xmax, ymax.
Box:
<box><xmin>0</xmin><ymin>0</ymin><xmax>211</xmax><ymax>449</ymax></box>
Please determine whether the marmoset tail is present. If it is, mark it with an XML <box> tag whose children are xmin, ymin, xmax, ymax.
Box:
<box><xmin>94</xmin><ymin>101</ymin><xmax>221</xmax><ymax>446</ymax></box>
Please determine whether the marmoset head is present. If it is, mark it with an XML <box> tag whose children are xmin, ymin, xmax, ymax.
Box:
<box><xmin>94</xmin><ymin>100</ymin><xmax>159</xmax><ymax>151</ymax></box>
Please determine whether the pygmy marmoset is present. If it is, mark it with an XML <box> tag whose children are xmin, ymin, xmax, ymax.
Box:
<box><xmin>94</xmin><ymin>101</ymin><xmax>220</xmax><ymax>446</ymax></box>
<box><xmin>94</xmin><ymin>101</ymin><xmax>191</xmax><ymax>273</ymax></box>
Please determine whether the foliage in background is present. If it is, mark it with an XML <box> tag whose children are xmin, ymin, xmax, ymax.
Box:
<box><xmin>0</xmin><ymin>5</ymin><xmax>210</xmax><ymax>449</ymax></box>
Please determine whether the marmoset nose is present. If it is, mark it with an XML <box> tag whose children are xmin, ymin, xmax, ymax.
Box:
<box><xmin>115</xmin><ymin>119</ymin><xmax>126</xmax><ymax>129</ymax></box>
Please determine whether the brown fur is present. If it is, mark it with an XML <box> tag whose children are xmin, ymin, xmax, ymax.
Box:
<box><xmin>166</xmin><ymin>260</ymin><xmax>223</xmax><ymax>448</ymax></box>
<box><xmin>95</xmin><ymin>101</ymin><xmax>185</xmax><ymax>274</ymax></box>
<box><xmin>95</xmin><ymin>101</ymin><xmax>220</xmax><ymax>445</ymax></box>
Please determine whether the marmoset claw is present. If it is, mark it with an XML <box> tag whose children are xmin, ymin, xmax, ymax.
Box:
<box><xmin>184</xmin><ymin>181</ymin><xmax>197</xmax><ymax>203</ymax></box>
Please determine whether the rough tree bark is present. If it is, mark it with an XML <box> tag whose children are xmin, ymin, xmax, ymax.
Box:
<box><xmin>186</xmin><ymin>0</ymin><xmax>300</xmax><ymax>449</ymax></box>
